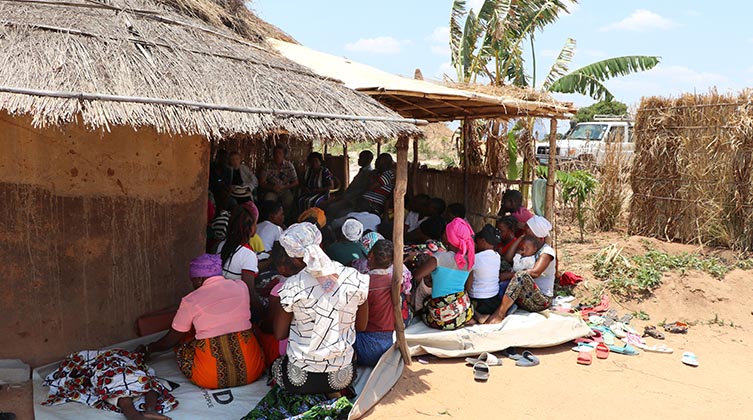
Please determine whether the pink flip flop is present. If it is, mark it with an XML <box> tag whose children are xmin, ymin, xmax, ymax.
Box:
<box><xmin>595</xmin><ymin>343</ymin><xmax>610</xmax><ymax>359</ymax></box>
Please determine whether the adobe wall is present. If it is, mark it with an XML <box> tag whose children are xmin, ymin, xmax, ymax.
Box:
<box><xmin>0</xmin><ymin>111</ymin><xmax>208</xmax><ymax>366</ymax></box>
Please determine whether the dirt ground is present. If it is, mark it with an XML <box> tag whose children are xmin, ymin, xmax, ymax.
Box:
<box><xmin>5</xmin><ymin>226</ymin><xmax>753</xmax><ymax>419</ymax></box>
<box><xmin>364</xmin><ymin>226</ymin><xmax>753</xmax><ymax>420</ymax></box>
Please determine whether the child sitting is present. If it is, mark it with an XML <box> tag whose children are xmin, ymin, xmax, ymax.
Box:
<box><xmin>470</xmin><ymin>224</ymin><xmax>502</xmax><ymax>321</ymax></box>
<box><xmin>513</xmin><ymin>236</ymin><xmax>539</xmax><ymax>272</ymax></box>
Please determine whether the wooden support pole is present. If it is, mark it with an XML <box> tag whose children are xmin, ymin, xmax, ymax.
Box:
<box><xmin>411</xmin><ymin>136</ymin><xmax>419</xmax><ymax>197</ymax></box>
<box><xmin>546</xmin><ymin>118</ymin><xmax>557</xmax><ymax>222</ymax></box>
<box><xmin>392</xmin><ymin>135</ymin><xmax>412</xmax><ymax>366</ymax></box>
<box><xmin>462</xmin><ymin>119</ymin><xmax>471</xmax><ymax>212</ymax></box>
<box><xmin>377</xmin><ymin>141</ymin><xmax>382</xmax><ymax>156</ymax></box>
<box><xmin>343</xmin><ymin>142</ymin><xmax>350</xmax><ymax>189</ymax></box>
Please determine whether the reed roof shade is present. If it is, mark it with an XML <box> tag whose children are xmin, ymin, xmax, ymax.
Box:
<box><xmin>269</xmin><ymin>39</ymin><xmax>577</xmax><ymax>122</ymax></box>
<box><xmin>0</xmin><ymin>0</ymin><xmax>422</xmax><ymax>141</ymax></box>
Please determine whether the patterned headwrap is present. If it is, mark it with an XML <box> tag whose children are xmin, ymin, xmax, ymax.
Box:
<box><xmin>359</xmin><ymin>232</ymin><xmax>385</xmax><ymax>255</ymax></box>
<box><xmin>526</xmin><ymin>215</ymin><xmax>552</xmax><ymax>238</ymax></box>
<box><xmin>445</xmin><ymin>217</ymin><xmax>475</xmax><ymax>270</ymax></box>
<box><xmin>279</xmin><ymin>222</ymin><xmax>337</xmax><ymax>278</ymax></box>
<box><xmin>189</xmin><ymin>254</ymin><xmax>223</xmax><ymax>278</ymax></box>
<box><xmin>241</xmin><ymin>201</ymin><xmax>259</xmax><ymax>223</ymax></box>
<box><xmin>342</xmin><ymin>219</ymin><xmax>364</xmax><ymax>242</ymax></box>
<box><xmin>297</xmin><ymin>207</ymin><xmax>326</xmax><ymax>228</ymax></box>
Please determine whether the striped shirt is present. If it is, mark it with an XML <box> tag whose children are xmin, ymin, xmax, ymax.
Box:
<box><xmin>363</xmin><ymin>170</ymin><xmax>395</xmax><ymax>207</ymax></box>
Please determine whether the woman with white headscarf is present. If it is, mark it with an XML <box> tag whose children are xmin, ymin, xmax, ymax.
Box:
<box><xmin>485</xmin><ymin>216</ymin><xmax>556</xmax><ymax>324</ymax></box>
<box><xmin>325</xmin><ymin>218</ymin><xmax>366</xmax><ymax>266</ymax></box>
<box><xmin>272</xmin><ymin>223</ymin><xmax>369</xmax><ymax>396</ymax></box>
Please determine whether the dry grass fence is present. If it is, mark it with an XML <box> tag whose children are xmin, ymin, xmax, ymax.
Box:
<box><xmin>629</xmin><ymin>90</ymin><xmax>753</xmax><ymax>250</ymax></box>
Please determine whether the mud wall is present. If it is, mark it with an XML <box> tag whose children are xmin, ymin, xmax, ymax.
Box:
<box><xmin>0</xmin><ymin>112</ymin><xmax>208</xmax><ymax>366</ymax></box>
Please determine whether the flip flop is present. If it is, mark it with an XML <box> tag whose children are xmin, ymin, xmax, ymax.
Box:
<box><xmin>591</xmin><ymin>326</ymin><xmax>616</xmax><ymax>345</ymax></box>
<box><xmin>643</xmin><ymin>344</ymin><xmax>674</xmax><ymax>354</ymax></box>
<box><xmin>571</xmin><ymin>342</ymin><xmax>596</xmax><ymax>352</ymax></box>
<box><xmin>515</xmin><ymin>351</ymin><xmax>540</xmax><ymax>367</ymax></box>
<box><xmin>608</xmin><ymin>344</ymin><xmax>639</xmax><ymax>356</ymax></box>
<box><xmin>681</xmin><ymin>352</ymin><xmax>699</xmax><ymax>367</ymax></box>
<box><xmin>622</xmin><ymin>331</ymin><xmax>647</xmax><ymax>348</ymax></box>
<box><xmin>465</xmin><ymin>352</ymin><xmax>503</xmax><ymax>366</ymax></box>
<box><xmin>473</xmin><ymin>361</ymin><xmax>490</xmax><ymax>381</ymax></box>
<box><xmin>595</xmin><ymin>342</ymin><xmax>610</xmax><ymax>359</ymax></box>
<box><xmin>577</xmin><ymin>351</ymin><xmax>592</xmax><ymax>365</ymax></box>
<box><xmin>664</xmin><ymin>321</ymin><xmax>689</xmax><ymax>334</ymax></box>
<box><xmin>588</xmin><ymin>315</ymin><xmax>606</xmax><ymax>326</ymax></box>
<box><xmin>643</xmin><ymin>325</ymin><xmax>665</xmax><ymax>340</ymax></box>
<box><xmin>609</xmin><ymin>323</ymin><xmax>628</xmax><ymax>339</ymax></box>
<box><xmin>503</xmin><ymin>348</ymin><xmax>523</xmax><ymax>361</ymax></box>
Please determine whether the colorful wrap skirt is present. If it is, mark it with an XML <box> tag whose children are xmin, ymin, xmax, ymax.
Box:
<box><xmin>176</xmin><ymin>329</ymin><xmax>265</xmax><ymax>390</ymax></box>
<box><xmin>422</xmin><ymin>291</ymin><xmax>474</xmax><ymax>330</ymax></box>
<box><xmin>42</xmin><ymin>349</ymin><xmax>177</xmax><ymax>414</ymax></box>
<box><xmin>505</xmin><ymin>272</ymin><xmax>552</xmax><ymax>312</ymax></box>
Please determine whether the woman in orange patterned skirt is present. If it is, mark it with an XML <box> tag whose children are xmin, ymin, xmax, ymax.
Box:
<box><xmin>138</xmin><ymin>254</ymin><xmax>265</xmax><ymax>389</ymax></box>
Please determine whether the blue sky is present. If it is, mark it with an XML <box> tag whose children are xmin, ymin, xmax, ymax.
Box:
<box><xmin>251</xmin><ymin>1</ymin><xmax>752</xmax><ymax>110</ymax></box>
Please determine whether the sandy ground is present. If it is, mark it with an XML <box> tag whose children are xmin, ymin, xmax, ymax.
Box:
<box><xmin>5</xmin><ymin>226</ymin><xmax>753</xmax><ymax>419</ymax></box>
<box><xmin>364</xmin><ymin>227</ymin><xmax>753</xmax><ymax>420</ymax></box>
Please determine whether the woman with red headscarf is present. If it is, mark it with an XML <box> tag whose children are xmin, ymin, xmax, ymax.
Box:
<box><xmin>411</xmin><ymin>218</ymin><xmax>476</xmax><ymax>330</ymax></box>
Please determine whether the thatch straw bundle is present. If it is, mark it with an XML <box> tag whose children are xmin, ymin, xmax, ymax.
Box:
<box><xmin>629</xmin><ymin>90</ymin><xmax>753</xmax><ymax>250</ymax></box>
<box><xmin>0</xmin><ymin>0</ymin><xmax>421</xmax><ymax>141</ymax></box>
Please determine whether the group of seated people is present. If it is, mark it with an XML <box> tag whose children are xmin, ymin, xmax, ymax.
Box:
<box><xmin>42</xmin><ymin>148</ymin><xmax>556</xmax><ymax>419</ymax></box>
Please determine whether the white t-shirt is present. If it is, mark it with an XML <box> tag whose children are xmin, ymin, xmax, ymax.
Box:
<box><xmin>344</xmin><ymin>211</ymin><xmax>381</xmax><ymax>233</ymax></box>
<box><xmin>533</xmin><ymin>244</ymin><xmax>557</xmax><ymax>297</ymax></box>
<box><xmin>513</xmin><ymin>254</ymin><xmax>536</xmax><ymax>272</ymax></box>
<box><xmin>279</xmin><ymin>263</ymin><xmax>369</xmax><ymax>372</ymax></box>
<box><xmin>216</xmin><ymin>241</ymin><xmax>259</xmax><ymax>280</ymax></box>
<box><xmin>470</xmin><ymin>249</ymin><xmax>502</xmax><ymax>299</ymax></box>
<box><xmin>405</xmin><ymin>211</ymin><xmax>427</xmax><ymax>232</ymax></box>
<box><xmin>256</xmin><ymin>221</ymin><xmax>283</xmax><ymax>252</ymax></box>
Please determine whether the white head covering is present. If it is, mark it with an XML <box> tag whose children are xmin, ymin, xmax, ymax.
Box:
<box><xmin>526</xmin><ymin>216</ymin><xmax>552</xmax><ymax>238</ymax></box>
<box><xmin>342</xmin><ymin>219</ymin><xmax>364</xmax><ymax>242</ymax></box>
<box><xmin>279</xmin><ymin>222</ymin><xmax>337</xmax><ymax>277</ymax></box>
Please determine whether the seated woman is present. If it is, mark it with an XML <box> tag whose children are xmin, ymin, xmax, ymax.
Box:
<box><xmin>227</xmin><ymin>151</ymin><xmax>258</xmax><ymax>204</ymax></box>
<box><xmin>484</xmin><ymin>216</ymin><xmax>556</xmax><ymax>324</ymax></box>
<box><xmin>325</xmin><ymin>219</ymin><xmax>366</xmax><ymax>265</ymax></box>
<box><xmin>297</xmin><ymin>152</ymin><xmax>335</xmax><ymax>212</ymax></box>
<box><xmin>139</xmin><ymin>254</ymin><xmax>265</xmax><ymax>390</ymax></box>
<box><xmin>43</xmin><ymin>349</ymin><xmax>177</xmax><ymax>420</ymax></box>
<box><xmin>272</xmin><ymin>223</ymin><xmax>369</xmax><ymax>396</ymax></box>
<box><xmin>497</xmin><ymin>189</ymin><xmax>534</xmax><ymax>234</ymax></box>
<box><xmin>469</xmin><ymin>224</ymin><xmax>502</xmax><ymax>322</ymax></box>
<box><xmin>411</xmin><ymin>218</ymin><xmax>475</xmax><ymax>330</ymax></box>
<box><xmin>216</xmin><ymin>203</ymin><xmax>265</xmax><ymax>319</ymax></box>
<box><xmin>256</xmin><ymin>200</ymin><xmax>285</xmax><ymax>252</ymax></box>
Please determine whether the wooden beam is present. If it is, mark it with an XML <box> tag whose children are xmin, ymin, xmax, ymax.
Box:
<box><xmin>386</xmin><ymin>94</ymin><xmax>442</xmax><ymax>118</ymax></box>
<box><xmin>411</xmin><ymin>136</ymin><xmax>419</xmax><ymax>197</ymax></box>
<box><xmin>462</xmin><ymin>119</ymin><xmax>471</xmax><ymax>212</ymax></box>
<box><xmin>392</xmin><ymin>135</ymin><xmax>412</xmax><ymax>365</ymax></box>
<box><xmin>342</xmin><ymin>143</ymin><xmax>350</xmax><ymax>189</ymax></box>
<box><xmin>546</xmin><ymin>118</ymin><xmax>557</xmax><ymax>222</ymax></box>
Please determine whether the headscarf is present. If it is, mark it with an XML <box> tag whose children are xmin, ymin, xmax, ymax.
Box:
<box><xmin>359</xmin><ymin>232</ymin><xmax>384</xmax><ymax>254</ymax></box>
<box><xmin>189</xmin><ymin>254</ymin><xmax>223</xmax><ymax>278</ymax></box>
<box><xmin>342</xmin><ymin>219</ymin><xmax>364</xmax><ymax>242</ymax></box>
<box><xmin>297</xmin><ymin>207</ymin><xmax>326</xmax><ymax>228</ymax></box>
<box><xmin>279</xmin><ymin>222</ymin><xmax>337</xmax><ymax>278</ymax></box>
<box><xmin>526</xmin><ymin>215</ymin><xmax>552</xmax><ymax>239</ymax></box>
<box><xmin>241</xmin><ymin>201</ymin><xmax>259</xmax><ymax>223</ymax></box>
<box><xmin>444</xmin><ymin>217</ymin><xmax>475</xmax><ymax>270</ymax></box>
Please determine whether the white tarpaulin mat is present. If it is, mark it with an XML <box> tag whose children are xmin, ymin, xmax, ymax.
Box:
<box><xmin>33</xmin><ymin>332</ymin><xmax>404</xmax><ymax>420</ymax></box>
<box><xmin>406</xmin><ymin>310</ymin><xmax>592</xmax><ymax>358</ymax></box>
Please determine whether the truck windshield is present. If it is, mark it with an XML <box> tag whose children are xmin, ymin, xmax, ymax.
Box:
<box><xmin>569</xmin><ymin>124</ymin><xmax>608</xmax><ymax>140</ymax></box>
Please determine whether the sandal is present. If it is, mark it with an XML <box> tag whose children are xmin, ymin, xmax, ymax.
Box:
<box><xmin>577</xmin><ymin>351</ymin><xmax>592</xmax><ymax>365</ymax></box>
<box><xmin>473</xmin><ymin>361</ymin><xmax>490</xmax><ymax>381</ymax></box>
<box><xmin>465</xmin><ymin>352</ymin><xmax>503</xmax><ymax>366</ymax></box>
<box><xmin>663</xmin><ymin>321</ymin><xmax>689</xmax><ymax>334</ymax></box>
<box><xmin>643</xmin><ymin>325</ymin><xmax>665</xmax><ymax>340</ymax></box>
<box><xmin>595</xmin><ymin>342</ymin><xmax>610</xmax><ymax>359</ymax></box>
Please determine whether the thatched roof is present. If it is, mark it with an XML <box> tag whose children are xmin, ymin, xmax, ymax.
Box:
<box><xmin>270</xmin><ymin>39</ymin><xmax>577</xmax><ymax>122</ymax></box>
<box><xmin>0</xmin><ymin>0</ymin><xmax>422</xmax><ymax>141</ymax></box>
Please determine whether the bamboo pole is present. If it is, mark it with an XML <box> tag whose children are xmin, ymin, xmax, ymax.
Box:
<box><xmin>463</xmin><ymin>119</ymin><xmax>471</xmax><ymax>212</ymax></box>
<box><xmin>392</xmin><ymin>135</ymin><xmax>411</xmax><ymax>366</ymax></box>
<box><xmin>342</xmin><ymin>143</ymin><xmax>350</xmax><ymax>189</ymax></box>
<box><xmin>411</xmin><ymin>136</ymin><xmax>419</xmax><ymax>197</ymax></box>
<box><xmin>0</xmin><ymin>86</ymin><xmax>431</xmax><ymax>126</ymax></box>
<box><xmin>546</xmin><ymin>118</ymin><xmax>557</xmax><ymax>241</ymax></box>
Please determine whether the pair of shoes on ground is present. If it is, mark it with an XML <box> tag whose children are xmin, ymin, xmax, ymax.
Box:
<box><xmin>465</xmin><ymin>349</ymin><xmax>540</xmax><ymax>381</ymax></box>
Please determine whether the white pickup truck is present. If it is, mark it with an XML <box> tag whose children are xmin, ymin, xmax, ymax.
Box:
<box><xmin>536</xmin><ymin>115</ymin><xmax>634</xmax><ymax>166</ymax></box>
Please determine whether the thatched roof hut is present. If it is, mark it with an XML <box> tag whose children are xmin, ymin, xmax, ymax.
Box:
<box><xmin>0</xmin><ymin>0</ymin><xmax>423</xmax><ymax>367</ymax></box>
<box><xmin>0</xmin><ymin>0</ymin><xmax>422</xmax><ymax>141</ymax></box>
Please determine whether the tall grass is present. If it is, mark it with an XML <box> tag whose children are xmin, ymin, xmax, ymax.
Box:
<box><xmin>592</xmin><ymin>131</ymin><xmax>630</xmax><ymax>231</ymax></box>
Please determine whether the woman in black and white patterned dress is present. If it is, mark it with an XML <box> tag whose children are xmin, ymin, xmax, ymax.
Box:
<box><xmin>271</xmin><ymin>222</ymin><xmax>370</xmax><ymax>396</ymax></box>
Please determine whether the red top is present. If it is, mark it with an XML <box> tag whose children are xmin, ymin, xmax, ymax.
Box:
<box><xmin>366</xmin><ymin>272</ymin><xmax>395</xmax><ymax>332</ymax></box>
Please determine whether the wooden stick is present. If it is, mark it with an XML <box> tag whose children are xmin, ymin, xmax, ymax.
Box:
<box><xmin>463</xmin><ymin>119</ymin><xmax>471</xmax><ymax>212</ymax></box>
<box><xmin>546</xmin><ymin>118</ymin><xmax>557</xmax><ymax>251</ymax></box>
<box><xmin>392</xmin><ymin>135</ymin><xmax>411</xmax><ymax>366</ymax></box>
<box><xmin>411</xmin><ymin>136</ymin><xmax>419</xmax><ymax>197</ymax></box>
